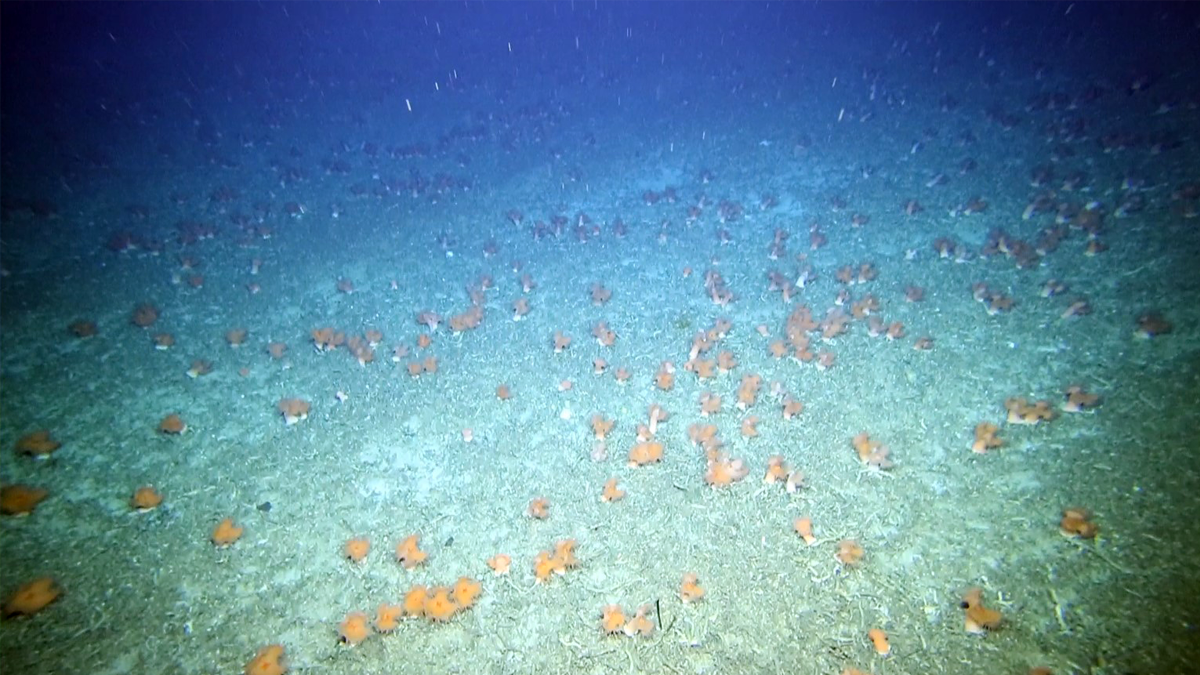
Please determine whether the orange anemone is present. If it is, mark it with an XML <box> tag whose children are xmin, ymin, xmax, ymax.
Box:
<box><xmin>130</xmin><ymin>486</ymin><xmax>164</xmax><ymax>511</ymax></box>
<box><xmin>679</xmin><ymin>573</ymin><xmax>705</xmax><ymax>603</ymax></box>
<box><xmin>600</xmin><ymin>604</ymin><xmax>627</xmax><ymax>635</ymax></box>
<box><xmin>487</xmin><ymin>554</ymin><xmax>512</xmax><ymax>575</ymax></box>
<box><xmin>243</xmin><ymin>644</ymin><xmax>287</xmax><ymax>675</ymax></box>
<box><xmin>2</xmin><ymin>577</ymin><xmax>61</xmax><ymax>617</ymax></box>
<box><xmin>211</xmin><ymin>518</ymin><xmax>244</xmax><ymax>547</ymax></box>
<box><xmin>344</xmin><ymin>538</ymin><xmax>370</xmax><ymax>563</ymax></box>
<box><xmin>451</xmin><ymin>577</ymin><xmax>482</xmax><ymax>611</ymax></box>
<box><xmin>338</xmin><ymin>611</ymin><xmax>372</xmax><ymax>645</ymax></box>
<box><xmin>396</xmin><ymin>534</ymin><xmax>428</xmax><ymax>569</ymax></box>
<box><xmin>423</xmin><ymin>586</ymin><xmax>458</xmax><ymax>622</ymax></box>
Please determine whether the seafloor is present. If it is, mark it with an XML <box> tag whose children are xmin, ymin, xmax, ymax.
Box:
<box><xmin>2</xmin><ymin>3</ymin><xmax>1199</xmax><ymax>675</ymax></box>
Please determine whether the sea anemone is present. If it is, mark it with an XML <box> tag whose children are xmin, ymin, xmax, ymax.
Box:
<box><xmin>793</xmin><ymin>517</ymin><xmax>817</xmax><ymax>546</ymax></box>
<box><xmin>736</xmin><ymin>374</ymin><xmax>762</xmax><ymax>410</ymax></box>
<box><xmin>423</xmin><ymin>586</ymin><xmax>458</xmax><ymax>622</ymax></box>
<box><xmin>186</xmin><ymin>360</ymin><xmax>214</xmax><ymax>378</ymax></box>
<box><xmin>1135</xmin><ymin>311</ymin><xmax>1173</xmax><ymax>338</ymax></box>
<box><xmin>1063</xmin><ymin>385</ymin><xmax>1101</xmax><ymax>412</ymax></box>
<box><xmin>344</xmin><ymin>538</ymin><xmax>370</xmax><ymax>563</ymax></box>
<box><xmin>131</xmin><ymin>303</ymin><xmax>159</xmax><ymax>328</ymax></box>
<box><xmin>2</xmin><ymin>577</ymin><xmax>60</xmax><ymax>617</ymax></box>
<box><xmin>552</xmin><ymin>539</ymin><xmax>578</xmax><ymax>571</ymax></box>
<box><xmin>512</xmin><ymin>297</ymin><xmax>531</xmax><ymax>321</ymax></box>
<box><xmin>402</xmin><ymin>585</ymin><xmax>428</xmax><ymax>618</ymax></box>
<box><xmin>971</xmin><ymin>422</ymin><xmax>1003</xmax><ymax>454</ymax></box>
<box><xmin>740</xmin><ymin>416</ymin><xmax>760</xmax><ymax>439</ymax></box>
<box><xmin>716</xmin><ymin>350</ymin><xmax>738</xmax><ymax>372</ymax></box>
<box><xmin>338</xmin><ymin>611</ymin><xmax>372</xmax><ymax>645</ymax></box>
<box><xmin>591</xmin><ymin>415</ymin><xmax>615</xmax><ymax>440</ymax></box>
<box><xmin>835</xmin><ymin>539</ymin><xmax>864</xmax><ymax>566</ymax></box>
<box><xmin>684</xmin><ymin>357</ymin><xmax>716</xmax><ymax>379</ymax></box>
<box><xmin>14</xmin><ymin>430</ymin><xmax>61</xmax><ymax>457</ymax></box>
<box><xmin>600</xmin><ymin>605</ymin><xmax>627</xmax><ymax>635</ymax></box>
<box><xmin>277</xmin><ymin>398</ymin><xmax>311</xmax><ymax>426</ymax></box>
<box><xmin>0</xmin><ymin>484</ymin><xmax>48</xmax><ymax>516</ymax></box>
<box><xmin>552</xmin><ymin>331</ymin><xmax>572</xmax><ymax>353</ymax></box>
<box><xmin>592</xmin><ymin>322</ymin><xmax>617</xmax><ymax>347</ymax></box>
<box><xmin>526</xmin><ymin>497</ymin><xmax>550</xmax><ymax>520</ymax></box>
<box><xmin>68</xmin><ymin>319</ymin><xmax>98</xmax><ymax>339</ymax></box>
<box><xmin>647</xmin><ymin>404</ymin><xmax>669</xmax><ymax>435</ymax></box>
<box><xmin>226</xmin><ymin>328</ymin><xmax>248</xmax><ymax>348</ymax></box>
<box><xmin>130</xmin><ymin>486</ymin><xmax>164</xmax><ymax>512</ymax></box>
<box><xmin>1059</xmin><ymin>507</ymin><xmax>1099</xmax><ymax>539</ymax></box>
<box><xmin>347</xmin><ymin>336</ymin><xmax>375</xmax><ymax>366</ymax></box>
<box><xmin>590</xmin><ymin>284</ymin><xmax>612</xmax><ymax>305</ymax></box>
<box><xmin>623</xmin><ymin>604</ymin><xmax>655</xmax><ymax>637</ymax></box>
<box><xmin>600</xmin><ymin>478</ymin><xmax>625</xmax><ymax>503</ymax></box>
<box><xmin>1060</xmin><ymin>299</ymin><xmax>1092</xmax><ymax>319</ymax></box>
<box><xmin>211</xmin><ymin>518</ymin><xmax>244</xmax><ymax>547</ymax></box>
<box><xmin>782</xmin><ymin>397</ymin><xmax>804</xmax><ymax>420</ymax></box>
<box><xmin>1004</xmin><ymin>397</ymin><xmax>1056</xmax><ymax>425</ymax></box>
<box><xmin>688</xmin><ymin>423</ymin><xmax>719</xmax><ymax>449</ymax></box>
<box><xmin>533</xmin><ymin>551</ymin><xmax>557</xmax><ymax>583</ymax></box>
<box><xmin>451</xmin><ymin>576</ymin><xmax>482</xmax><ymax>611</ymax></box>
<box><xmin>851</xmin><ymin>433</ymin><xmax>893</xmax><ymax>469</ymax></box>
<box><xmin>487</xmin><ymin>554</ymin><xmax>512</xmax><ymax>575</ymax></box>
<box><xmin>960</xmin><ymin>587</ymin><xmax>1002</xmax><ymax>634</ymax></box>
<box><xmin>679</xmin><ymin>573</ymin><xmax>705</xmax><ymax>603</ymax></box>
<box><xmin>699</xmin><ymin>391</ymin><xmax>722</xmax><ymax>416</ymax></box>
<box><xmin>785</xmin><ymin>470</ymin><xmax>807</xmax><ymax>494</ymax></box>
<box><xmin>655</xmin><ymin>362</ymin><xmax>676</xmax><ymax>390</ymax></box>
<box><xmin>311</xmin><ymin>327</ymin><xmax>347</xmax><ymax>352</ymax></box>
<box><xmin>704</xmin><ymin>454</ymin><xmax>750</xmax><ymax>487</ymax></box>
<box><xmin>396</xmin><ymin>534</ymin><xmax>428</xmax><ymax>569</ymax></box>
<box><xmin>534</xmin><ymin>538</ymin><xmax>579</xmax><ymax>583</ymax></box>
<box><xmin>373</xmin><ymin>604</ymin><xmax>403</xmax><ymax>633</ymax></box>
<box><xmin>763</xmin><ymin>455</ymin><xmax>791</xmax><ymax>484</ymax></box>
<box><xmin>867</xmin><ymin>628</ymin><xmax>890</xmax><ymax>656</ymax></box>
<box><xmin>627</xmin><ymin>441</ymin><xmax>664</xmax><ymax>467</ymax></box>
<box><xmin>158</xmin><ymin>414</ymin><xmax>187</xmax><ymax>435</ymax></box>
<box><xmin>243</xmin><ymin>644</ymin><xmax>287</xmax><ymax>675</ymax></box>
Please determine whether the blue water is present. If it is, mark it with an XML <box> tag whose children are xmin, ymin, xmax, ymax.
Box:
<box><xmin>3</xmin><ymin>3</ymin><xmax>1199</xmax><ymax>674</ymax></box>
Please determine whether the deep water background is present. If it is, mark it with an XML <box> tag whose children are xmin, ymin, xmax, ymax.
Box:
<box><xmin>3</xmin><ymin>3</ymin><xmax>1200</xmax><ymax>675</ymax></box>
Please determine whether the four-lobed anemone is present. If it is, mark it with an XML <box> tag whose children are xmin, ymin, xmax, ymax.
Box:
<box><xmin>130</xmin><ymin>486</ymin><xmax>164</xmax><ymax>511</ymax></box>
<box><xmin>243</xmin><ymin>644</ymin><xmax>287</xmax><ymax>675</ymax></box>
<box><xmin>3</xmin><ymin>577</ymin><xmax>61</xmax><ymax>617</ymax></box>
<box><xmin>14</xmin><ymin>430</ymin><xmax>61</xmax><ymax>457</ymax></box>
<box><xmin>1</xmin><ymin>484</ymin><xmax>49</xmax><ymax>516</ymax></box>
<box><xmin>961</xmin><ymin>587</ymin><xmax>1003</xmax><ymax>634</ymax></box>
<box><xmin>211</xmin><ymin>518</ymin><xmax>244</xmax><ymax>547</ymax></box>
<box><xmin>395</xmin><ymin>534</ymin><xmax>427</xmax><ymax>570</ymax></box>
<box><xmin>276</xmin><ymin>398</ymin><xmax>311</xmax><ymax>425</ymax></box>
